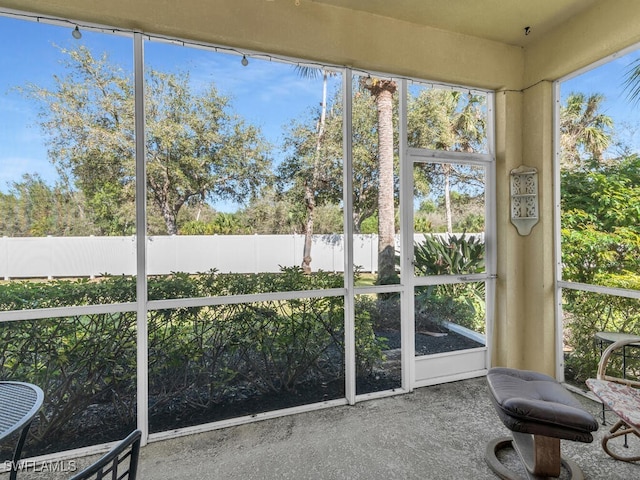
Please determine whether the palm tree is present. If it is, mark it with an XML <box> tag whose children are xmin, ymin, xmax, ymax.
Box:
<box><xmin>363</xmin><ymin>78</ymin><xmax>398</xmax><ymax>284</ymax></box>
<box><xmin>623</xmin><ymin>57</ymin><xmax>640</xmax><ymax>105</ymax></box>
<box><xmin>442</xmin><ymin>92</ymin><xmax>485</xmax><ymax>232</ymax></box>
<box><xmin>560</xmin><ymin>92</ymin><xmax>613</xmax><ymax>169</ymax></box>
<box><xmin>409</xmin><ymin>90</ymin><xmax>486</xmax><ymax>232</ymax></box>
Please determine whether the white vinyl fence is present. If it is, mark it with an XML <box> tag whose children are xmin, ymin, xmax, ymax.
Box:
<box><xmin>0</xmin><ymin>233</ymin><xmax>479</xmax><ymax>279</ymax></box>
<box><xmin>0</xmin><ymin>234</ymin><xmax>372</xmax><ymax>279</ymax></box>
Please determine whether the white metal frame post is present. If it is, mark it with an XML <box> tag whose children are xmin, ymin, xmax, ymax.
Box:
<box><xmin>399</xmin><ymin>79</ymin><xmax>415</xmax><ymax>390</ymax></box>
<box><xmin>484</xmin><ymin>92</ymin><xmax>497</xmax><ymax>372</ymax></box>
<box><xmin>133</xmin><ymin>32</ymin><xmax>149</xmax><ymax>445</ymax></box>
<box><xmin>343</xmin><ymin>68</ymin><xmax>356</xmax><ymax>404</ymax></box>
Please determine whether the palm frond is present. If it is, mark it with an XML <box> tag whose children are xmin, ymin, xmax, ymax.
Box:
<box><xmin>295</xmin><ymin>65</ymin><xmax>320</xmax><ymax>80</ymax></box>
<box><xmin>622</xmin><ymin>57</ymin><xmax>640</xmax><ymax>106</ymax></box>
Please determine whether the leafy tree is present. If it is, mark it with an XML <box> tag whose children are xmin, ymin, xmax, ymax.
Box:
<box><xmin>310</xmin><ymin>203</ymin><xmax>343</xmax><ymax>234</ymax></box>
<box><xmin>561</xmin><ymin>155</ymin><xmax>640</xmax><ymax>284</ymax></box>
<box><xmin>409</xmin><ymin>89</ymin><xmax>486</xmax><ymax>152</ymax></box>
<box><xmin>0</xmin><ymin>174</ymin><xmax>94</xmax><ymax>236</ymax></box>
<box><xmin>278</xmin><ymin>78</ymin><xmax>343</xmax><ymax>270</ymax></box>
<box><xmin>146</xmin><ymin>70</ymin><xmax>272</xmax><ymax>234</ymax></box>
<box><xmin>558</xmin><ymin>88</ymin><xmax>640</xmax><ymax>381</ymax></box>
<box><xmin>22</xmin><ymin>46</ymin><xmax>272</xmax><ymax>235</ymax></box>
<box><xmin>290</xmin><ymin>67</ymin><xmax>337</xmax><ymax>273</ymax></box>
<box><xmin>238</xmin><ymin>187</ymin><xmax>299</xmax><ymax>234</ymax></box>
<box><xmin>21</xmin><ymin>47</ymin><xmax>136</xmax><ymax>235</ymax></box>
<box><xmin>179</xmin><ymin>212</ymin><xmax>251</xmax><ymax>235</ymax></box>
<box><xmin>560</xmin><ymin>90</ymin><xmax>638</xmax><ymax>284</ymax></box>
<box><xmin>560</xmin><ymin>155</ymin><xmax>640</xmax><ymax>381</ymax></box>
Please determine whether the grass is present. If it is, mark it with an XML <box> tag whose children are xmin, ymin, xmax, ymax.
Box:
<box><xmin>355</xmin><ymin>273</ymin><xmax>377</xmax><ymax>287</ymax></box>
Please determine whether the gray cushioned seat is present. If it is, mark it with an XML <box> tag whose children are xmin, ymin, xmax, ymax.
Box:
<box><xmin>487</xmin><ymin>367</ymin><xmax>598</xmax><ymax>442</ymax></box>
<box><xmin>485</xmin><ymin>367</ymin><xmax>600</xmax><ymax>479</ymax></box>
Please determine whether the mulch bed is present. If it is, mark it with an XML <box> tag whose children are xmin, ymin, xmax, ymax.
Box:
<box><xmin>379</xmin><ymin>328</ymin><xmax>485</xmax><ymax>355</ymax></box>
<box><xmin>15</xmin><ymin>328</ymin><xmax>483</xmax><ymax>458</ymax></box>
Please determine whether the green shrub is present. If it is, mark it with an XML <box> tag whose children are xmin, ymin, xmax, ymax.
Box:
<box><xmin>413</xmin><ymin>233</ymin><xmax>484</xmax><ymax>277</ymax></box>
<box><xmin>0</xmin><ymin>268</ymin><xmax>384</xmax><ymax>448</ymax></box>
<box><xmin>412</xmin><ymin>233</ymin><xmax>486</xmax><ymax>332</ymax></box>
<box><xmin>563</xmin><ymin>274</ymin><xmax>640</xmax><ymax>384</ymax></box>
<box><xmin>353</xmin><ymin>298</ymin><xmax>389</xmax><ymax>374</ymax></box>
<box><xmin>228</xmin><ymin>297</ymin><xmax>345</xmax><ymax>393</ymax></box>
<box><xmin>0</xmin><ymin>278</ymin><xmax>138</xmax><ymax>443</ymax></box>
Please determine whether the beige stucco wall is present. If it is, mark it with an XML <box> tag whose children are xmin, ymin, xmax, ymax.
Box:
<box><xmin>1</xmin><ymin>0</ymin><xmax>523</xmax><ymax>90</ymax></box>
<box><xmin>511</xmin><ymin>0</ymin><xmax>640</xmax><ymax>374</ymax></box>
<box><xmin>492</xmin><ymin>82</ymin><xmax>556</xmax><ymax>374</ymax></box>
<box><xmin>4</xmin><ymin>0</ymin><xmax>640</xmax><ymax>376</ymax></box>
<box><xmin>525</xmin><ymin>0</ymin><xmax>640</xmax><ymax>87</ymax></box>
<box><xmin>493</xmin><ymin>90</ymin><xmax>525</xmax><ymax>368</ymax></box>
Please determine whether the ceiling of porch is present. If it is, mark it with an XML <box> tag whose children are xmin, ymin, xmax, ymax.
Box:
<box><xmin>310</xmin><ymin>0</ymin><xmax>600</xmax><ymax>47</ymax></box>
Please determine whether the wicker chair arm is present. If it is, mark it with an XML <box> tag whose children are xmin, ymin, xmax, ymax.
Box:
<box><xmin>596</xmin><ymin>337</ymin><xmax>640</xmax><ymax>388</ymax></box>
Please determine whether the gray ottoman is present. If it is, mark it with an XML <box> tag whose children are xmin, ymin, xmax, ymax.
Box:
<box><xmin>486</xmin><ymin>367</ymin><xmax>599</xmax><ymax>479</ymax></box>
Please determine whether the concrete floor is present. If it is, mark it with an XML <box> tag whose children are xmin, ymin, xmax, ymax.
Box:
<box><xmin>15</xmin><ymin>377</ymin><xmax>640</xmax><ymax>479</ymax></box>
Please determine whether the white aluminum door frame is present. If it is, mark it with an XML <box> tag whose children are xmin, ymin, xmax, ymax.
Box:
<box><xmin>401</xmin><ymin>87</ymin><xmax>496</xmax><ymax>387</ymax></box>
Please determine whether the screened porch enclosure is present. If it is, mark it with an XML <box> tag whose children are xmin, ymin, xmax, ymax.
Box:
<box><xmin>2</xmin><ymin>0</ymin><xmax>638</xmax><ymax>470</ymax></box>
<box><xmin>0</xmin><ymin>11</ymin><xmax>494</xmax><ymax>459</ymax></box>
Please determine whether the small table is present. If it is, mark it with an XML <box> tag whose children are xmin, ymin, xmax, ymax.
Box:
<box><xmin>595</xmin><ymin>332</ymin><xmax>640</xmax><ymax>379</ymax></box>
<box><xmin>595</xmin><ymin>331</ymin><xmax>640</xmax><ymax>348</ymax></box>
<box><xmin>594</xmin><ymin>332</ymin><xmax>640</xmax><ymax>425</ymax></box>
<box><xmin>0</xmin><ymin>382</ymin><xmax>44</xmax><ymax>480</ymax></box>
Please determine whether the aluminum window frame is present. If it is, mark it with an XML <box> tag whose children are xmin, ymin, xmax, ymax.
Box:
<box><xmin>0</xmin><ymin>6</ymin><xmax>498</xmax><ymax>462</ymax></box>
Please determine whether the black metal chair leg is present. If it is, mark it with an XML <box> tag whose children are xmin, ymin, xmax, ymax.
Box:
<box><xmin>10</xmin><ymin>420</ymin><xmax>32</xmax><ymax>480</ymax></box>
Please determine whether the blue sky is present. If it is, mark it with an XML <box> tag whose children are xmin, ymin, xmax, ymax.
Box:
<box><xmin>0</xmin><ymin>14</ymin><xmax>340</xmax><ymax>206</ymax></box>
<box><xmin>561</xmin><ymin>49</ymin><xmax>640</xmax><ymax>155</ymax></box>
<box><xmin>2</xmin><ymin>12</ymin><xmax>640</xmax><ymax>200</ymax></box>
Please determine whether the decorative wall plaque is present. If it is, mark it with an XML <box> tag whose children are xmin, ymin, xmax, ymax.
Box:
<box><xmin>510</xmin><ymin>165</ymin><xmax>538</xmax><ymax>235</ymax></box>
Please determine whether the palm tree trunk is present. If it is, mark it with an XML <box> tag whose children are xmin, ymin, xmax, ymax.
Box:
<box><xmin>371</xmin><ymin>80</ymin><xmax>397</xmax><ymax>284</ymax></box>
